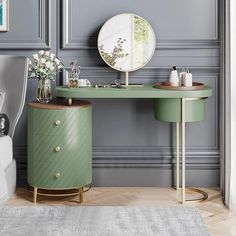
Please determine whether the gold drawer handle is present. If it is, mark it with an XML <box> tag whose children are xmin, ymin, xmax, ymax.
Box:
<box><xmin>54</xmin><ymin>120</ymin><xmax>61</xmax><ymax>126</ymax></box>
<box><xmin>54</xmin><ymin>146</ymin><xmax>61</xmax><ymax>152</ymax></box>
<box><xmin>54</xmin><ymin>172</ymin><xmax>61</xmax><ymax>179</ymax></box>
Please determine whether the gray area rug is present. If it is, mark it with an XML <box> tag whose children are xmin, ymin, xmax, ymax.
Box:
<box><xmin>0</xmin><ymin>206</ymin><xmax>209</xmax><ymax>236</ymax></box>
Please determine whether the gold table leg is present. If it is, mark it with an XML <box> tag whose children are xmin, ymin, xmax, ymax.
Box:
<box><xmin>181</xmin><ymin>98</ymin><xmax>186</xmax><ymax>204</ymax></box>
<box><xmin>68</xmin><ymin>98</ymin><xmax>72</xmax><ymax>106</ymax></box>
<box><xmin>176</xmin><ymin>122</ymin><xmax>180</xmax><ymax>190</ymax></box>
<box><xmin>175</xmin><ymin>98</ymin><xmax>208</xmax><ymax>204</ymax></box>
<box><xmin>33</xmin><ymin>187</ymin><xmax>37</xmax><ymax>203</ymax></box>
<box><xmin>79</xmin><ymin>187</ymin><xmax>84</xmax><ymax>203</ymax></box>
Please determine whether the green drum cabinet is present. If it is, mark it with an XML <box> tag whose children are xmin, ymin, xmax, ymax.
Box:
<box><xmin>27</xmin><ymin>100</ymin><xmax>92</xmax><ymax>203</ymax></box>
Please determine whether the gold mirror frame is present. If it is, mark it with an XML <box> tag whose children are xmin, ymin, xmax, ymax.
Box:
<box><xmin>97</xmin><ymin>13</ymin><xmax>156</xmax><ymax>86</ymax></box>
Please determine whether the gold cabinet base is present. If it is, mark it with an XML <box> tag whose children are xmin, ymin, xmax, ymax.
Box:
<box><xmin>30</xmin><ymin>186</ymin><xmax>84</xmax><ymax>204</ymax></box>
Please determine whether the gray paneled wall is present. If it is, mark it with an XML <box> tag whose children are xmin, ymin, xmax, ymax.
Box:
<box><xmin>0</xmin><ymin>0</ymin><xmax>220</xmax><ymax>186</ymax></box>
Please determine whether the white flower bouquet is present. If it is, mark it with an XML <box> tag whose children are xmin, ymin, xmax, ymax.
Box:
<box><xmin>28</xmin><ymin>51</ymin><xmax>64</xmax><ymax>103</ymax></box>
<box><xmin>28</xmin><ymin>50</ymin><xmax>63</xmax><ymax>80</ymax></box>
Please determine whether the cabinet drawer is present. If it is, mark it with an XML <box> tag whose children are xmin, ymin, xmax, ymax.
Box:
<box><xmin>30</xmin><ymin>164</ymin><xmax>92</xmax><ymax>189</ymax></box>
<box><xmin>28</xmin><ymin>134</ymin><xmax>92</xmax><ymax>189</ymax></box>
<box><xmin>29</xmin><ymin>108</ymin><xmax>67</xmax><ymax>135</ymax></box>
<box><xmin>30</xmin><ymin>132</ymin><xmax>92</xmax><ymax>161</ymax></box>
<box><xmin>28</xmin><ymin>106</ymin><xmax>92</xmax><ymax>136</ymax></box>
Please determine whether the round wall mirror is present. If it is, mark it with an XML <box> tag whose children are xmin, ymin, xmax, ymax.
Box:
<box><xmin>98</xmin><ymin>13</ymin><xmax>156</xmax><ymax>86</ymax></box>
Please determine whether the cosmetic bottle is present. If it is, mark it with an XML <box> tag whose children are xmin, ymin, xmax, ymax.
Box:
<box><xmin>179</xmin><ymin>68</ymin><xmax>187</xmax><ymax>86</ymax></box>
<box><xmin>182</xmin><ymin>69</ymin><xmax>192</xmax><ymax>87</ymax></box>
<box><xmin>169</xmin><ymin>66</ymin><xmax>179</xmax><ymax>87</ymax></box>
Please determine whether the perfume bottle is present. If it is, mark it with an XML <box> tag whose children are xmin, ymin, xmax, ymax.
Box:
<box><xmin>169</xmin><ymin>66</ymin><xmax>179</xmax><ymax>87</ymax></box>
<box><xmin>179</xmin><ymin>68</ymin><xmax>187</xmax><ymax>86</ymax></box>
<box><xmin>182</xmin><ymin>69</ymin><xmax>192</xmax><ymax>87</ymax></box>
<box><xmin>68</xmin><ymin>60</ymin><xmax>80</xmax><ymax>88</ymax></box>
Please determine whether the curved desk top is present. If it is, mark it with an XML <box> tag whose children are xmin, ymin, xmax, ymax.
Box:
<box><xmin>56</xmin><ymin>85</ymin><xmax>212</xmax><ymax>99</ymax></box>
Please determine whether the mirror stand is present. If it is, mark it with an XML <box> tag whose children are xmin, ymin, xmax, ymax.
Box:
<box><xmin>125</xmin><ymin>71</ymin><xmax>129</xmax><ymax>86</ymax></box>
<box><xmin>124</xmin><ymin>71</ymin><xmax>143</xmax><ymax>87</ymax></box>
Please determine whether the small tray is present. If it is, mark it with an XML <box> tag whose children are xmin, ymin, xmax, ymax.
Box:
<box><xmin>153</xmin><ymin>82</ymin><xmax>205</xmax><ymax>91</ymax></box>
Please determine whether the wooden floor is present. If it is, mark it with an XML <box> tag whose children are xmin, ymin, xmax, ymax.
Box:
<box><xmin>7</xmin><ymin>187</ymin><xmax>236</xmax><ymax>236</ymax></box>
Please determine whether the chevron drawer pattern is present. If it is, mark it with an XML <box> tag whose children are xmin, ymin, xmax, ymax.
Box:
<box><xmin>27</xmin><ymin>100</ymin><xmax>92</xmax><ymax>189</ymax></box>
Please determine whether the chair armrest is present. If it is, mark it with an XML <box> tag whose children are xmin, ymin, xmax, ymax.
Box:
<box><xmin>0</xmin><ymin>135</ymin><xmax>13</xmax><ymax>169</ymax></box>
<box><xmin>4</xmin><ymin>159</ymin><xmax>16</xmax><ymax>196</ymax></box>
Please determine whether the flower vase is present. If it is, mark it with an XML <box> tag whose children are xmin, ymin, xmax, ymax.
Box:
<box><xmin>37</xmin><ymin>78</ymin><xmax>52</xmax><ymax>103</ymax></box>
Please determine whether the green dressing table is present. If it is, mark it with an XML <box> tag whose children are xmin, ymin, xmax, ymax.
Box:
<box><xmin>56</xmin><ymin>84</ymin><xmax>212</xmax><ymax>204</ymax></box>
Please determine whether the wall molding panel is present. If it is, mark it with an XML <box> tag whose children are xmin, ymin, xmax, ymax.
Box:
<box><xmin>61</xmin><ymin>0</ymin><xmax>88</xmax><ymax>49</ymax></box>
<box><xmin>61</xmin><ymin>0</ymin><xmax>219</xmax><ymax>50</ymax></box>
<box><xmin>0</xmin><ymin>0</ymin><xmax>51</xmax><ymax>49</ymax></box>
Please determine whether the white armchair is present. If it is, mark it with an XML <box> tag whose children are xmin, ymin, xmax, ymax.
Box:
<box><xmin>0</xmin><ymin>56</ymin><xmax>28</xmax><ymax>204</ymax></box>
